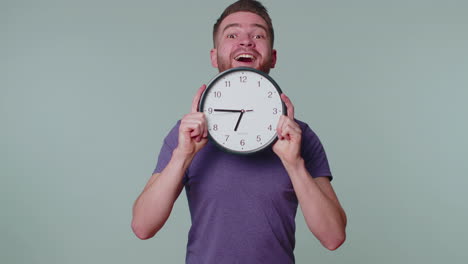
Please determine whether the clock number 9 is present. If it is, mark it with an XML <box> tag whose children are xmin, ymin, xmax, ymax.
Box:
<box><xmin>207</xmin><ymin>108</ymin><xmax>213</xmax><ymax>114</ymax></box>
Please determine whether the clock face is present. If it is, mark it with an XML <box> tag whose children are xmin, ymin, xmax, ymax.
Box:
<box><xmin>199</xmin><ymin>67</ymin><xmax>285</xmax><ymax>154</ymax></box>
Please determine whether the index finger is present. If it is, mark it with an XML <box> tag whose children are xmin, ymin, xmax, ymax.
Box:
<box><xmin>281</xmin><ymin>93</ymin><xmax>295</xmax><ymax>119</ymax></box>
<box><xmin>191</xmin><ymin>84</ymin><xmax>207</xmax><ymax>113</ymax></box>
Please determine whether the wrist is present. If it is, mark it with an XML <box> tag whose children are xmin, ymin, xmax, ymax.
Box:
<box><xmin>172</xmin><ymin>147</ymin><xmax>197</xmax><ymax>169</ymax></box>
<box><xmin>282</xmin><ymin>157</ymin><xmax>305</xmax><ymax>173</ymax></box>
<box><xmin>173</xmin><ymin>146</ymin><xmax>196</xmax><ymax>159</ymax></box>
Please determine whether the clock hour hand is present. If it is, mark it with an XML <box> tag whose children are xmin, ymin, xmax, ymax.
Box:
<box><xmin>234</xmin><ymin>111</ymin><xmax>244</xmax><ymax>132</ymax></box>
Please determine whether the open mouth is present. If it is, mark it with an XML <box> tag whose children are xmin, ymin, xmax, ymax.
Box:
<box><xmin>234</xmin><ymin>54</ymin><xmax>256</xmax><ymax>63</ymax></box>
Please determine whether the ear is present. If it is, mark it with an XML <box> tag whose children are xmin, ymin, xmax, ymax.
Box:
<box><xmin>210</xmin><ymin>48</ymin><xmax>218</xmax><ymax>68</ymax></box>
<box><xmin>270</xmin><ymin>49</ymin><xmax>277</xmax><ymax>69</ymax></box>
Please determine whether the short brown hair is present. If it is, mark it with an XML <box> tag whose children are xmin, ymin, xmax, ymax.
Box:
<box><xmin>213</xmin><ymin>0</ymin><xmax>274</xmax><ymax>47</ymax></box>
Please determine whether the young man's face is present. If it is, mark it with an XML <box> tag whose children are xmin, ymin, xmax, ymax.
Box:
<box><xmin>211</xmin><ymin>11</ymin><xmax>277</xmax><ymax>73</ymax></box>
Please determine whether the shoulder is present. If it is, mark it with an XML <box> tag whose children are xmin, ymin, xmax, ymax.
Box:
<box><xmin>295</xmin><ymin>118</ymin><xmax>319</xmax><ymax>139</ymax></box>
<box><xmin>162</xmin><ymin>120</ymin><xmax>181</xmax><ymax>148</ymax></box>
<box><xmin>295</xmin><ymin>118</ymin><xmax>332</xmax><ymax>179</ymax></box>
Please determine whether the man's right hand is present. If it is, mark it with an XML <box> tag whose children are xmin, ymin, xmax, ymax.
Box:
<box><xmin>176</xmin><ymin>85</ymin><xmax>209</xmax><ymax>156</ymax></box>
<box><xmin>132</xmin><ymin>85</ymin><xmax>208</xmax><ymax>240</ymax></box>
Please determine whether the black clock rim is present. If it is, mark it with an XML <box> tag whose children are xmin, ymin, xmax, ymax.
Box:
<box><xmin>199</xmin><ymin>67</ymin><xmax>287</xmax><ymax>155</ymax></box>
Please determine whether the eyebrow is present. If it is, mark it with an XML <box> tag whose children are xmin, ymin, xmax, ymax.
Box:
<box><xmin>222</xmin><ymin>23</ymin><xmax>268</xmax><ymax>34</ymax></box>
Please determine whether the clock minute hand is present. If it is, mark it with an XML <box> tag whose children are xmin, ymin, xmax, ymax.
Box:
<box><xmin>213</xmin><ymin>109</ymin><xmax>253</xmax><ymax>112</ymax></box>
<box><xmin>213</xmin><ymin>109</ymin><xmax>243</xmax><ymax>113</ymax></box>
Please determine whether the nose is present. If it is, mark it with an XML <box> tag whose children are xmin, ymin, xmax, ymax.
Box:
<box><xmin>238</xmin><ymin>35</ymin><xmax>255</xmax><ymax>48</ymax></box>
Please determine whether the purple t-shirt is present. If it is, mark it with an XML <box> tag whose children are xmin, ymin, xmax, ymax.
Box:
<box><xmin>154</xmin><ymin>119</ymin><xmax>332</xmax><ymax>264</ymax></box>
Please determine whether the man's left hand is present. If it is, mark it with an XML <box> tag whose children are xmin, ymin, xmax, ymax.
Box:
<box><xmin>272</xmin><ymin>94</ymin><xmax>303</xmax><ymax>166</ymax></box>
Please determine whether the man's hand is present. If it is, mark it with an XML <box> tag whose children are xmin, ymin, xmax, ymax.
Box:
<box><xmin>176</xmin><ymin>85</ymin><xmax>208</xmax><ymax>156</ymax></box>
<box><xmin>273</xmin><ymin>94</ymin><xmax>302</xmax><ymax>166</ymax></box>
<box><xmin>273</xmin><ymin>94</ymin><xmax>347</xmax><ymax>250</ymax></box>
<box><xmin>132</xmin><ymin>85</ymin><xmax>208</xmax><ymax>240</ymax></box>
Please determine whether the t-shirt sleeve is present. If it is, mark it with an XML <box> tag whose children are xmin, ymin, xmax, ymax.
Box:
<box><xmin>153</xmin><ymin>121</ymin><xmax>181</xmax><ymax>174</ymax></box>
<box><xmin>300</xmin><ymin>122</ymin><xmax>333</xmax><ymax>181</ymax></box>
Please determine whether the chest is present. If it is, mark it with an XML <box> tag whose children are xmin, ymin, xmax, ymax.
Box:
<box><xmin>185</xmin><ymin>144</ymin><xmax>295</xmax><ymax>203</ymax></box>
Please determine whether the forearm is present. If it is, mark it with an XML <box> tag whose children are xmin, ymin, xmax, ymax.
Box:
<box><xmin>131</xmin><ymin>149</ymin><xmax>195</xmax><ymax>240</ymax></box>
<box><xmin>283</xmin><ymin>159</ymin><xmax>346</xmax><ymax>250</ymax></box>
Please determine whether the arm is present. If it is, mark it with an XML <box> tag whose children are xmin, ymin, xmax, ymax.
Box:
<box><xmin>273</xmin><ymin>94</ymin><xmax>347</xmax><ymax>250</ymax></box>
<box><xmin>131</xmin><ymin>85</ymin><xmax>208</xmax><ymax>240</ymax></box>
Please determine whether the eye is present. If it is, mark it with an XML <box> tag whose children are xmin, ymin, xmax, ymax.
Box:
<box><xmin>253</xmin><ymin>34</ymin><xmax>265</xmax><ymax>39</ymax></box>
<box><xmin>227</xmin><ymin>34</ymin><xmax>237</xmax><ymax>39</ymax></box>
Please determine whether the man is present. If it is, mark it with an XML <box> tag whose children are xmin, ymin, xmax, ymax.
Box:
<box><xmin>132</xmin><ymin>1</ymin><xmax>346</xmax><ymax>263</ymax></box>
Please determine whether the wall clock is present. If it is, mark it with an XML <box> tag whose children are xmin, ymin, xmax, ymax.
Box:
<box><xmin>199</xmin><ymin>67</ymin><xmax>286</xmax><ymax>154</ymax></box>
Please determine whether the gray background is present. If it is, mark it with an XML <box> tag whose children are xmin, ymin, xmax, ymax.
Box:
<box><xmin>2</xmin><ymin>0</ymin><xmax>467</xmax><ymax>263</ymax></box>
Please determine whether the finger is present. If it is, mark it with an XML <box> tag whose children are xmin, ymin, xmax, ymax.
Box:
<box><xmin>279</xmin><ymin>123</ymin><xmax>291</xmax><ymax>140</ymax></box>
<box><xmin>203</xmin><ymin>126</ymin><xmax>208</xmax><ymax>138</ymax></box>
<box><xmin>276</xmin><ymin>115</ymin><xmax>286</xmax><ymax>140</ymax></box>
<box><xmin>277</xmin><ymin>116</ymin><xmax>301</xmax><ymax>140</ymax></box>
<box><xmin>279</xmin><ymin>126</ymin><xmax>298</xmax><ymax>142</ymax></box>
<box><xmin>191</xmin><ymin>84</ymin><xmax>207</xmax><ymax>113</ymax></box>
<box><xmin>283</xmin><ymin>117</ymin><xmax>301</xmax><ymax>132</ymax></box>
<box><xmin>281</xmin><ymin>93</ymin><xmax>295</xmax><ymax>119</ymax></box>
<box><xmin>280</xmin><ymin>122</ymin><xmax>301</xmax><ymax>138</ymax></box>
<box><xmin>181</xmin><ymin>113</ymin><xmax>207</xmax><ymax>138</ymax></box>
<box><xmin>188</xmin><ymin>122</ymin><xmax>204</xmax><ymax>141</ymax></box>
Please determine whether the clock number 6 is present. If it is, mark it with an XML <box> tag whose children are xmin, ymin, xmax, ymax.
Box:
<box><xmin>240</xmin><ymin>139</ymin><xmax>245</xmax><ymax>146</ymax></box>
